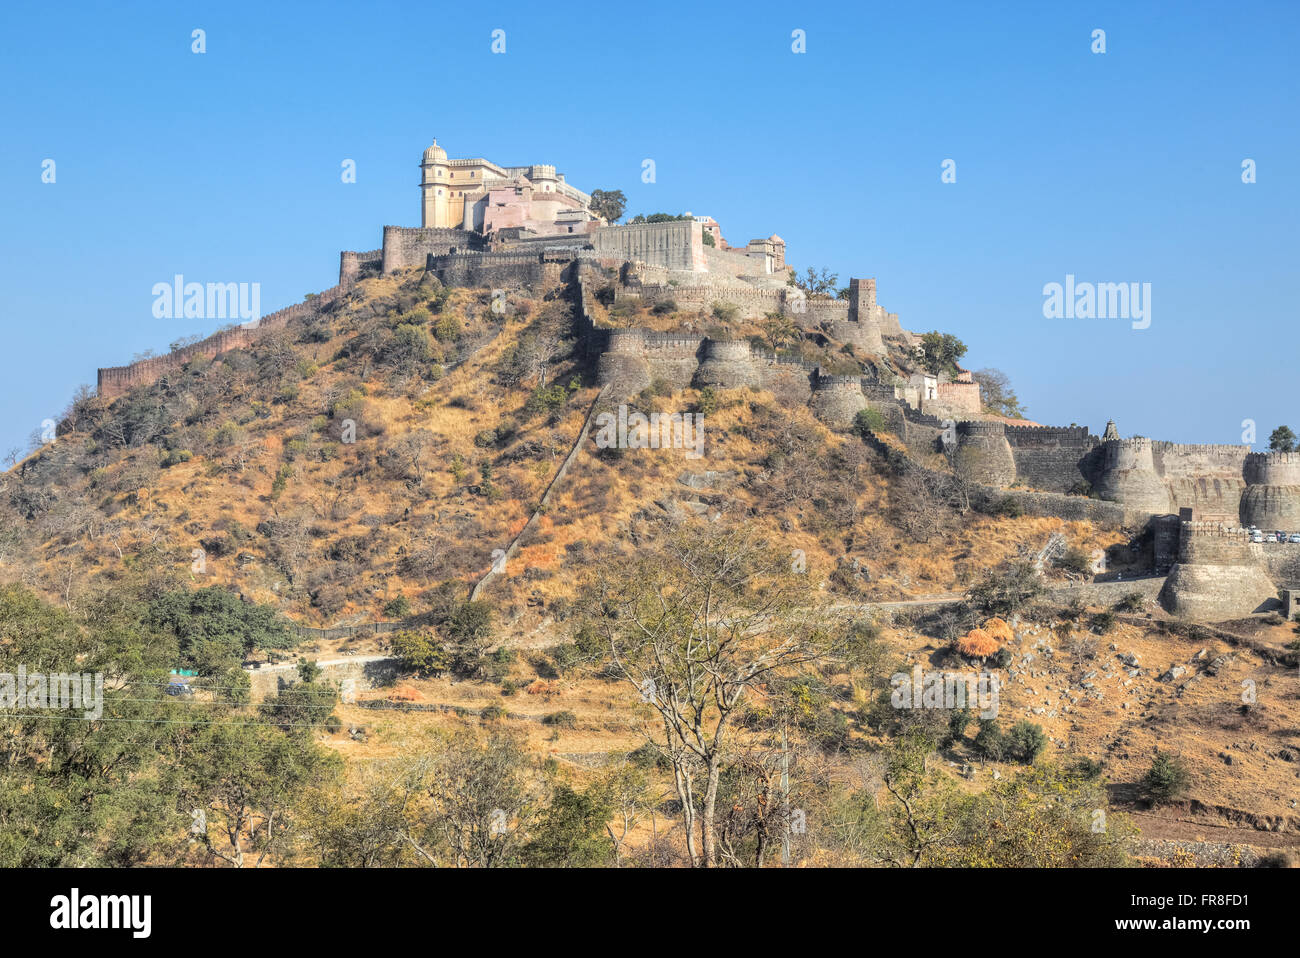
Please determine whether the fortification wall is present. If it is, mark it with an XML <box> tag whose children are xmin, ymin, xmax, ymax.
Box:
<box><xmin>98</xmin><ymin>327</ymin><xmax>260</xmax><ymax>398</ymax></box>
<box><xmin>810</xmin><ymin>377</ymin><xmax>867</xmax><ymax>429</ymax></box>
<box><xmin>1240</xmin><ymin>451</ymin><xmax>1300</xmax><ymax>527</ymax></box>
<box><xmin>1166</xmin><ymin>477</ymin><xmax>1245</xmax><ymax>522</ymax></box>
<box><xmin>247</xmin><ymin>655</ymin><xmax>400</xmax><ymax>702</ymax></box>
<box><xmin>593</xmin><ymin>221</ymin><xmax>705</xmax><ymax>272</ymax></box>
<box><xmin>1244</xmin><ymin>451</ymin><xmax>1300</xmax><ymax>485</ymax></box>
<box><xmin>626</xmin><ymin>283</ymin><xmax>787</xmax><ymax>320</ymax></box>
<box><xmin>1094</xmin><ymin>438</ymin><xmax>1172</xmax><ymax>513</ymax></box>
<box><xmin>952</xmin><ymin>421</ymin><xmax>1016</xmax><ymax>487</ymax></box>
<box><xmin>644</xmin><ymin>335</ymin><xmax>708</xmax><ymax>390</ymax></box>
<box><xmin>697</xmin><ymin>340</ymin><xmax>763</xmax><ymax>389</ymax></box>
<box><xmin>1253</xmin><ymin>543</ymin><xmax>1300</xmax><ymax>585</ymax></box>
<box><xmin>1159</xmin><ymin>522</ymin><xmax>1278</xmax><ymax>621</ymax></box>
<box><xmin>967</xmin><ymin>486</ymin><xmax>1136</xmax><ymax>527</ymax></box>
<box><xmin>97</xmin><ymin>282</ymin><xmax>349</xmax><ymax>400</ymax></box>
<box><xmin>704</xmin><ymin>245</ymin><xmax>766</xmax><ymax>278</ymax></box>
<box><xmin>382</xmin><ymin>226</ymin><xmax>477</xmax><ymax>272</ymax></box>
<box><xmin>427</xmin><ymin>251</ymin><xmax>566</xmax><ymax>290</ymax></box>
<box><xmin>1001</xmin><ymin>424</ymin><xmax>1099</xmax><ymax>493</ymax></box>
<box><xmin>828</xmin><ymin>318</ymin><xmax>885</xmax><ymax>353</ymax></box>
<box><xmin>339</xmin><ymin>248</ymin><xmax>382</xmax><ymax>286</ymax></box>
<box><xmin>934</xmin><ymin>380</ymin><xmax>981</xmax><ymax>418</ymax></box>
<box><xmin>1042</xmin><ymin>576</ymin><xmax>1167</xmax><ymax>606</ymax></box>
<box><xmin>1152</xmin><ymin>442</ymin><xmax>1251</xmax><ymax>480</ymax></box>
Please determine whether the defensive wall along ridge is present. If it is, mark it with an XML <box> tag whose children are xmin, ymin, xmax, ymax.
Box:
<box><xmin>85</xmin><ymin>202</ymin><xmax>1300</xmax><ymax>624</ymax></box>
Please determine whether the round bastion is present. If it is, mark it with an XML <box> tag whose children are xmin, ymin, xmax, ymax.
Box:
<box><xmin>1240</xmin><ymin>452</ymin><xmax>1300</xmax><ymax>526</ymax></box>
<box><xmin>811</xmin><ymin>377</ymin><xmax>867</xmax><ymax>430</ymax></box>
<box><xmin>595</xmin><ymin>329</ymin><xmax>652</xmax><ymax>398</ymax></box>
<box><xmin>951</xmin><ymin>420</ymin><xmax>1017</xmax><ymax>487</ymax></box>
<box><xmin>1093</xmin><ymin>437</ymin><xmax>1171</xmax><ymax>514</ymax></box>
<box><xmin>695</xmin><ymin>340</ymin><xmax>761</xmax><ymax>390</ymax></box>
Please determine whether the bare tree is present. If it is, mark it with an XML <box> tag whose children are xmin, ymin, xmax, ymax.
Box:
<box><xmin>578</xmin><ymin>523</ymin><xmax>846</xmax><ymax>867</ymax></box>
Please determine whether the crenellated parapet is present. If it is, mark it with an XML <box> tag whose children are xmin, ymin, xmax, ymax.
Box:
<box><xmin>1159</xmin><ymin>521</ymin><xmax>1278</xmax><ymax>620</ymax></box>
<box><xmin>1244</xmin><ymin>450</ymin><xmax>1300</xmax><ymax>485</ymax></box>
<box><xmin>1241</xmin><ymin>451</ymin><xmax>1300</xmax><ymax>526</ymax></box>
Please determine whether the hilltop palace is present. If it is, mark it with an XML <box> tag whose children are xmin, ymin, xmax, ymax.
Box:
<box><xmin>94</xmin><ymin>139</ymin><xmax>1300</xmax><ymax>622</ymax></box>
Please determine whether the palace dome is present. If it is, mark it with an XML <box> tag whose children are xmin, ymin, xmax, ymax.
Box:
<box><xmin>423</xmin><ymin>140</ymin><xmax>447</xmax><ymax>164</ymax></box>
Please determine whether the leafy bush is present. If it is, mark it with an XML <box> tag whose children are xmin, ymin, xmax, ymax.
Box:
<box><xmin>542</xmin><ymin>710</ymin><xmax>578</xmax><ymax>728</ymax></box>
<box><xmin>433</xmin><ymin>314</ymin><xmax>461</xmax><ymax>342</ymax></box>
<box><xmin>160</xmin><ymin>449</ymin><xmax>193</xmax><ymax>468</ymax></box>
<box><xmin>695</xmin><ymin>386</ymin><xmax>718</xmax><ymax>416</ymax></box>
<box><xmin>989</xmin><ymin>496</ymin><xmax>1024</xmax><ymax>518</ymax></box>
<box><xmin>1089</xmin><ymin>611</ymin><xmax>1116</xmax><ymax>634</ymax></box>
<box><xmin>852</xmin><ymin>407</ymin><xmax>886</xmax><ymax>438</ymax></box>
<box><xmin>1055</xmin><ymin>547</ymin><xmax>1094</xmax><ymax>576</ymax></box>
<box><xmin>973</xmin><ymin>719</ymin><xmax>1006</xmax><ymax>761</ymax></box>
<box><xmin>1141</xmin><ymin>751</ymin><xmax>1190</xmax><ymax>804</ymax></box>
<box><xmin>968</xmin><ymin>561</ymin><xmax>1043</xmax><ymax>616</ymax></box>
<box><xmin>383</xmin><ymin>595</ymin><xmax>412</xmax><ymax>619</ymax></box>
<box><xmin>1005</xmin><ymin>721</ymin><xmax>1047</xmax><ymax>764</ymax></box>
<box><xmin>524</xmin><ymin>384</ymin><xmax>569</xmax><ymax>418</ymax></box>
<box><xmin>1115</xmin><ymin>592</ymin><xmax>1145</xmax><ymax>613</ymax></box>
<box><xmin>710</xmin><ymin>302</ymin><xmax>739</xmax><ymax>323</ymax></box>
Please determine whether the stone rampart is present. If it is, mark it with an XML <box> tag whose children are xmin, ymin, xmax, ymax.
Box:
<box><xmin>97</xmin><ymin>282</ymin><xmax>350</xmax><ymax>399</ymax></box>
<box><xmin>593</xmin><ymin>220</ymin><xmax>705</xmax><ymax>272</ymax></box>
<box><xmin>382</xmin><ymin>226</ymin><xmax>479</xmax><ymax>272</ymax></box>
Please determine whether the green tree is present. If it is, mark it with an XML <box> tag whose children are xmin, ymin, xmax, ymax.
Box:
<box><xmin>390</xmin><ymin>630</ymin><xmax>451</xmax><ymax>677</ymax></box>
<box><xmin>522</xmin><ymin>782</ymin><xmax>616</xmax><ymax>867</ymax></box>
<box><xmin>761</xmin><ymin>312</ymin><xmax>798</xmax><ymax>351</ymax></box>
<box><xmin>147</xmin><ymin>586</ymin><xmax>294</xmax><ymax>674</ymax></box>
<box><xmin>424</xmin><ymin>731</ymin><xmax>537</xmax><ymax>867</ymax></box>
<box><xmin>182</xmin><ymin>718</ymin><xmax>341</xmax><ymax>867</ymax></box>
<box><xmin>794</xmin><ymin>266</ymin><xmax>839</xmax><ymax>297</ymax></box>
<box><xmin>938</xmin><ymin>763</ymin><xmax>1132</xmax><ymax>867</ymax></box>
<box><xmin>973</xmin><ymin>719</ymin><xmax>1007</xmax><ymax>761</ymax></box>
<box><xmin>1268</xmin><ymin>425</ymin><xmax>1298</xmax><ymax>452</ymax></box>
<box><xmin>918</xmin><ymin>331</ymin><xmax>968</xmax><ymax>377</ymax></box>
<box><xmin>969</xmin><ymin>561</ymin><xmax>1044</xmax><ymax>617</ymax></box>
<box><xmin>588</xmin><ymin>189</ymin><xmax>627</xmax><ymax>223</ymax></box>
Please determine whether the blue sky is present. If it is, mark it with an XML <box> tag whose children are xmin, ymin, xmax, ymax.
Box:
<box><xmin>1</xmin><ymin>0</ymin><xmax>1296</xmax><ymax>456</ymax></box>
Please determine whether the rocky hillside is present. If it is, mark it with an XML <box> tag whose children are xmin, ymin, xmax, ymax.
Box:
<box><xmin>4</xmin><ymin>263</ymin><xmax>1298</xmax><ymax>867</ymax></box>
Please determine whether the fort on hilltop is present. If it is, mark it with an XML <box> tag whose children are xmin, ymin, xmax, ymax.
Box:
<box><xmin>90</xmin><ymin>140</ymin><xmax>1300</xmax><ymax>623</ymax></box>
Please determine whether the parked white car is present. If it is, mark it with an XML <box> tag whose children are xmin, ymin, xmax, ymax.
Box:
<box><xmin>1251</xmin><ymin>532</ymin><xmax>1265</xmax><ymax>543</ymax></box>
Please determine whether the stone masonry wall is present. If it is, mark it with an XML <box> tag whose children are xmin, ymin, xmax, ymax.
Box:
<box><xmin>247</xmin><ymin>655</ymin><xmax>400</xmax><ymax>702</ymax></box>
<box><xmin>97</xmin><ymin>281</ymin><xmax>351</xmax><ymax>400</ymax></box>
<box><xmin>1002</xmin><ymin>424</ymin><xmax>1100</xmax><ymax>493</ymax></box>
<box><xmin>382</xmin><ymin>226</ymin><xmax>479</xmax><ymax>272</ymax></box>
<box><xmin>593</xmin><ymin>220</ymin><xmax>705</xmax><ymax>272</ymax></box>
